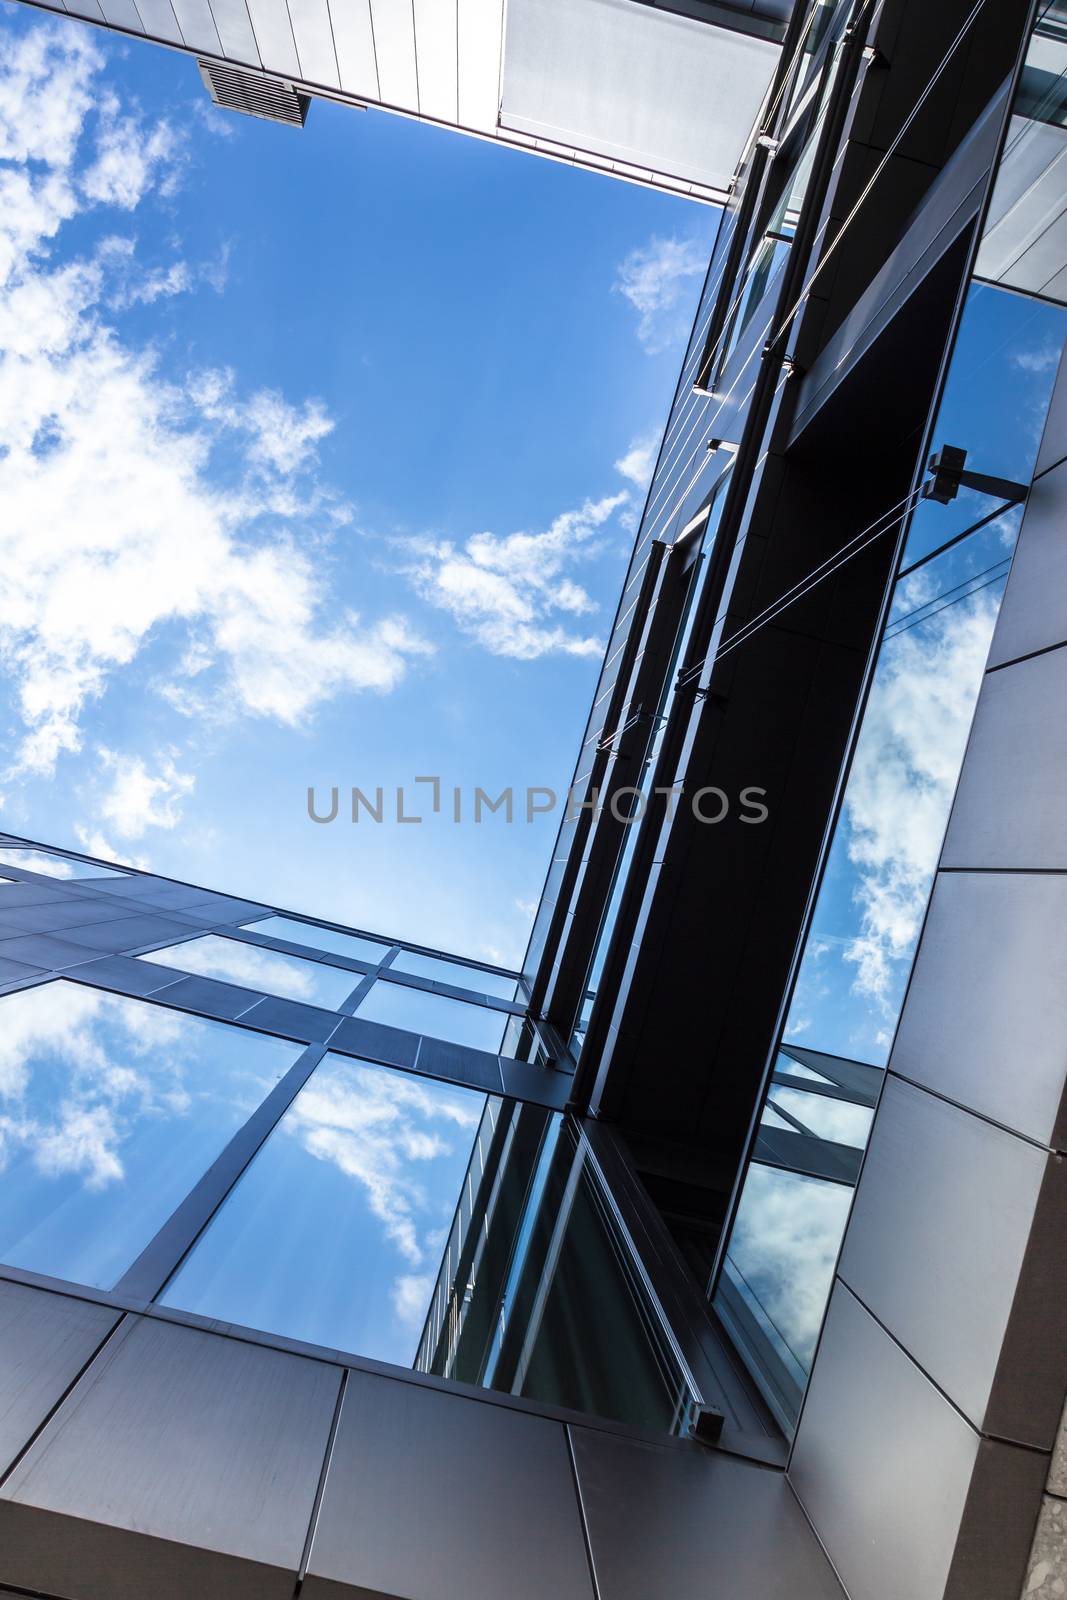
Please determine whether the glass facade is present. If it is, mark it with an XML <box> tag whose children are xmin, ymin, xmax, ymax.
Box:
<box><xmin>388</xmin><ymin>948</ymin><xmax>519</xmax><ymax>1001</ymax></box>
<box><xmin>0</xmin><ymin>982</ymin><xmax>299</xmax><ymax>1288</ymax></box>
<box><xmin>416</xmin><ymin>1105</ymin><xmax>700</xmax><ymax>1433</ymax></box>
<box><xmin>0</xmin><ymin>846</ymin><xmax>129</xmax><ymax>880</ymax></box>
<box><xmin>354</xmin><ymin>980</ymin><xmax>510</xmax><ymax>1054</ymax></box>
<box><xmin>161</xmin><ymin>1053</ymin><xmax>486</xmax><ymax>1363</ymax></box>
<box><xmin>138</xmin><ymin>933</ymin><xmax>364</xmax><ymax>1010</ymax></box>
<box><xmin>242</xmin><ymin>915</ymin><xmax>392</xmax><ymax>967</ymax></box>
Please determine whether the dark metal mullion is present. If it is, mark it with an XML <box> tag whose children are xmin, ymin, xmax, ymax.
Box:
<box><xmin>770</xmin><ymin>1072</ymin><xmax>876</xmax><ymax>1108</ymax></box>
<box><xmin>114</xmin><ymin>1040</ymin><xmax>331</xmax><ymax>1302</ymax></box>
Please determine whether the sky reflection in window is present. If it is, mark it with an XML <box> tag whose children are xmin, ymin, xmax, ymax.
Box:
<box><xmin>138</xmin><ymin>934</ymin><xmax>361</xmax><ymax>1010</ymax></box>
<box><xmin>0</xmin><ymin>981</ymin><xmax>299</xmax><ymax>1288</ymax></box>
<box><xmin>161</xmin><ymin>1052</ymin><xmax>484</xmax><ymax>1364</ymax></box>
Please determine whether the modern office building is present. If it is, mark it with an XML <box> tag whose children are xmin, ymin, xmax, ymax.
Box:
<box><xmin>17</xmin><ymin>0</ymin><xmax>792</xmax><ymax>199</ymax></box>
<box><xmin>2</xmin><ymin>0</ymin><xmax>1067</xmax><ymax>1596</ymax></box>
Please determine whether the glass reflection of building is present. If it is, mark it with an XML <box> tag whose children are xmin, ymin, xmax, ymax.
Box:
<box><xmin>3</xmin><ymin>1</ymin><xmax>1067</xmax><ymax>1598</ymax></box>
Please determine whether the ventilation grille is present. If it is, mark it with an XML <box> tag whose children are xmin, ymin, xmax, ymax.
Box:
<box><xmin>197</xmin><ymin>60</ymin><xmax>310</xmax><ymax>127</ymax></box>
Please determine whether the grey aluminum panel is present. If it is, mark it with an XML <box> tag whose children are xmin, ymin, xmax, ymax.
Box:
<box><xmin>329</xmin><ymin>0</ymin><xmax>378</xmax><ymax>99</ymax></box>
<box><xmin>245</xmin><ymin>0</ymin><xmax>300</xmax><ymax>77</ymax></box>
<box><xmin>0</xmin><ymin>1281</ymin><xmax>119</xmax><ymax>1477</ymax></box>
<box><xmin>64</xmin><ymin>0</ymin><xmax>106</xmax><ymax>19</ymax></box>
<box><xmin>72</xmin><ymin>953</ymin><xmax>187</xmax><ymax>996</ymax></box>
<box><xmin>890</xmin><ymin>871</ymin><xmax>1067</xmax><ymax>1148</ymax></box>
<box><xmin>415</xmin><ymin>1033</ymin><xmax>504</xmax><ymax>1092</ymax></box>
<box><xmin>370</xmin><ymin>0</ymin><xmax>419</xmax><ymax>110</ymax></box>
<box><xmin>0</xmin><ymin>955</ymin><xmax>47</xmax><ymax>985</ymax></box>
<box><xmin>0</xmin><ymin>1317</ymin><xmax>341</xmax><ymax>1600</ymax></box>
<box><xmin>0</xmin><ymin>935</ymin><xmax>101</xmax><ymax>969</ymax></box>
<box><xmin>303</xmin><ymin>1369</ymin><xmax>593</xmax><ymax>1600</ymax></box>
<box><xmin>57</xmin><ymin>913</ymin><xmax>196</xmax><ymax>951</ymax></box>
<box><xmin>100</xmin><ymin>0</ymin><xmax>145</xmax><ymax>29</ymax></box>
<box><xmin>329</xmin><ymin>1013</ymin><xmax>420</xmax><ymax>1068</ymax></box>
<box><xmin>170</xmin><ymin>0</ymin><xmax>222</xmax><ymax>51</ymax></box>
<box><xmin>839</xmin><ymin>1077</ymin><xmax>1057</xmax><ymax>1445</ymax></box>
<box><xmin>571</xmin><ymin>1426</ymin><xmax>843</xmax><ymax>1600</ymax></box>
<box><xmin>210</xmin><ymin>0</ymin><xmax>261</xmax><ymax>63</ymax></box>
<box><xmin>1036</xmin><ymin>352</ymin><xmax>1067</xmax><ymax>478</ymax></box>
<box><xmin>943</xmin><ymin>648</ymin><xmax>1067</xmax><ymax>869</ymax></box>
<box><xmin>414</xmin><ymin>0</ymin><xmax>458</xmax><ymax>122</ymax></box>
<box><xmin>791</xmin><ymin>1284</ymin><xmax>982</xmax><ymax>1600</ymax></box>
<box><xmin>145</xmin><ymin>972</ymin><xmax>264</xmax><ymax>1020</ymax></box>
<box><xmin>985</xmin><ymin>462</ymin><xmax>1067</xmax><ymax>669</ymax></box>
<box><xmin>237</xmin><ymin>993</ymin><xmax>342</xmax><ymax>1042</ymax></box>
<box><xmin>287</xmin><ymin>0</ymin><xmax>338</xmax><ymax>87</ymax></box>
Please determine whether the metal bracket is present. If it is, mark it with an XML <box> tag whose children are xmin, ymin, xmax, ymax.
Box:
<box><xmin>923</xmin><ymin>444</ymin><xmax>1029</xmax><ymax>506</ymax></box>
<box><xmin>689</xmin><ymin>1405</ymin><xmax>725</xmax><ymax>1445</ymax></box>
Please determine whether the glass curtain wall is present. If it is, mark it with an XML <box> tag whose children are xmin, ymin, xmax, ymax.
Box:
<box><xmin>711</xmin><ymin>9</ymin><xmax>1067</xmax><ymax>1432</ymax></box>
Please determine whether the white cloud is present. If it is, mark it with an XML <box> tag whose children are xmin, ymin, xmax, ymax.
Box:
<box><xmin>392</xmin><ymin>1271</ymin><xmax>435</xmax><ymax>1329</ymax></box>
<box><xmin>80</xmin><ymin>89</ymin><xmax>182</xmax><ymax>209</ymax></box>
<box><xmin>0</xmin><ymin>983</ymin><xmax>230</xmax><ymax>1191</ymax></box>
<box><xmin>288</xmin><ymin>1059</ymin><xmax>479</xmax><ymax>1275</ymax></box>
<box><xmin>614</xmin><ymin>432</ymin><xmax>658</xmax><ymax>488</ymax></box>
<box><xmin>614</xmin><ymin>235</ymin><xmax>706</xmax><ymax>354</ymax></box>
<box><xmin>404</xmin><ymin>492</ymin><xmax>628</xmax><ymax>659</ymax></box>
<box><xmin>0</xmin><ymin>21</ymin><xmax>431</xmax><ymax>785</ymax></box>
<box><xmin>95</xmin><ymin>747</ymin><xmax>195</xmax><ymax>839</ymax></box>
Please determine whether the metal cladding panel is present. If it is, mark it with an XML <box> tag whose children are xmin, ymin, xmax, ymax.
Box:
<box><xmin>63</xmin><ymin>0</ymin><xmax>106</xmax><ymax>19</ymax></box>
<box><xmin>99</xmin><ymin>0</ymin><xmax>145</xmax><ymax>30</ymax></box>
<box><xmin>287</xmin><ymin>0</ymin><xmax>339</xmax><ymax>87</ymax></box>
<box><xmin>413</xmin><ymin>0</ymin><xmax>459</xmax><ymax>123</ymax></box>
<box><xmin>570</xmin><ymin>1426</ymin><xmax>843</xmax><ymax>1600</ymax></box>
<box><xmin>889</xmin><ymin>871</ymin><xmax>1067</xmax><ymax>1149</ymax></box>
<box><xmin>1036</xmin><ymin>353</ymin><xmax>1067</xmax><ymax>477</ymax></box>
<box><xmin>457</xmin><ymin>0</ymin><xmax>503</xmax><ymax>131</ymax></box>
<box><xmin>329</xmin><ymin>0</ymin><xmax>378</xmax><ymax>100</ymax></box>
<box><xmin>500</xmin><ymin>0</ymin><xmax>777</xmax><ymax>192</ymax></box>
<box><xmin>0</xmin><ymin>1281</ymin><xmax>119</xmax><ymax>1478</ymax></box>
<box><xmin>838</xmin><ymin>1076</ymin><xmax>1061</xmax><ymax>1445</ymax></box>
<box><xmin>132</xmin><ymin>0</ymin><xmax>184</xmax><ymax>44</ymax></box>
<box><xmin>302</xmin><ymin>1369</ymin><xmax>594</xmax><ymax>1600</ymax></box>
<box><xmin>209</xmin><ymin>0</ymin><xmax>261</xmax><ymax>64</ymax></box>
<box><xmin>370</xmin><ymin>0</ymin><xmax>420</xmax><ymax>110</ymax></box>
<box><xmin>985</xmin><ymin>458</ymin><xmax>1067</xmax><ymax>667</ymax></box>
<box><xmin>791</xmin><ymin>1284</ymin><xmax>984</xmax><ymax>1600</ymax></box>
<box><xmin>941</xmin><ymin>644</ymin><xmax>1067</xmax><ymax>870</ymax></box>
<box><xmin>244</xmin><ymin>0</ymin><xmax>300</xmax><ymax>78</ymax></box>
<box><xmin>0</xmin><ymin>1317</ymin><xmax>341</xmax><ymax>1600</ymax></box>
<box><xmin>170</xmin><ymin>0</ymin><xmax>222</xmax><ymax>51</ymax></box>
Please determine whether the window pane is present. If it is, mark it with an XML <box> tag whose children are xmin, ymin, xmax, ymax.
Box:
<box><xmin>161</xmin><ymin>1053</ymin><xmax>485</xmax><ymax>1363</ymax></box>
<box><xmin>138</xmin><ymin>934</ymin><xmax>361</xmax><ymax>1010</ymax></box>
<box><xmin>354</xmin><ymin>981</ymin><xmax>508</xmax><ymax>1053</ymax></box>
<box><xmin>769</xmin><ymin>1088</ymin><xmax>873</xmax><ymax>1148</ymax></box>
<box><xmin>243</xmin><ymin>915</ymin><xmax>391</xmax><ymax>967</ymax></box>
<box><xmin>0</xmin><ymin>847</ymin><xmax>129</xmax><ymax>880</ymax></box>
<box><xmin>388</xmin><ymin>949</ymin><xmax>519</xmax><ymax>1001</ymax></box>
<box><xmin>902</xmin><ymin>284</ymin><xmax>1067</xmax><ymax>564</ymax></box>
<box><xmin>416</xmin><ymin>1109</ymin><xmax>699</xmax><ymax>1434</ymax></box>
<box><xmin>717</xmin><ymin>1164</ymin><xmax>852</xmax><ymax>1417</ymax></box>
<box><xmin>0</xmin><ymin>981</ymin><xmax>299</xmax><ymax>1288</ymax></box>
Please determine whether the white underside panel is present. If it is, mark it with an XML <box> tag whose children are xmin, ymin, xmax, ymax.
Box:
<box><xmin>499</xmin><ymin>0</ymin><xmax>778</xmax><ymax>193</ymax></box>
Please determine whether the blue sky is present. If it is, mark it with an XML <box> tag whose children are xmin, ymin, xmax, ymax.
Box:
<box><xmin>0</xmin><ymin>3</ymin><xmax>717</xmax><ymax>967</ymax></box>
